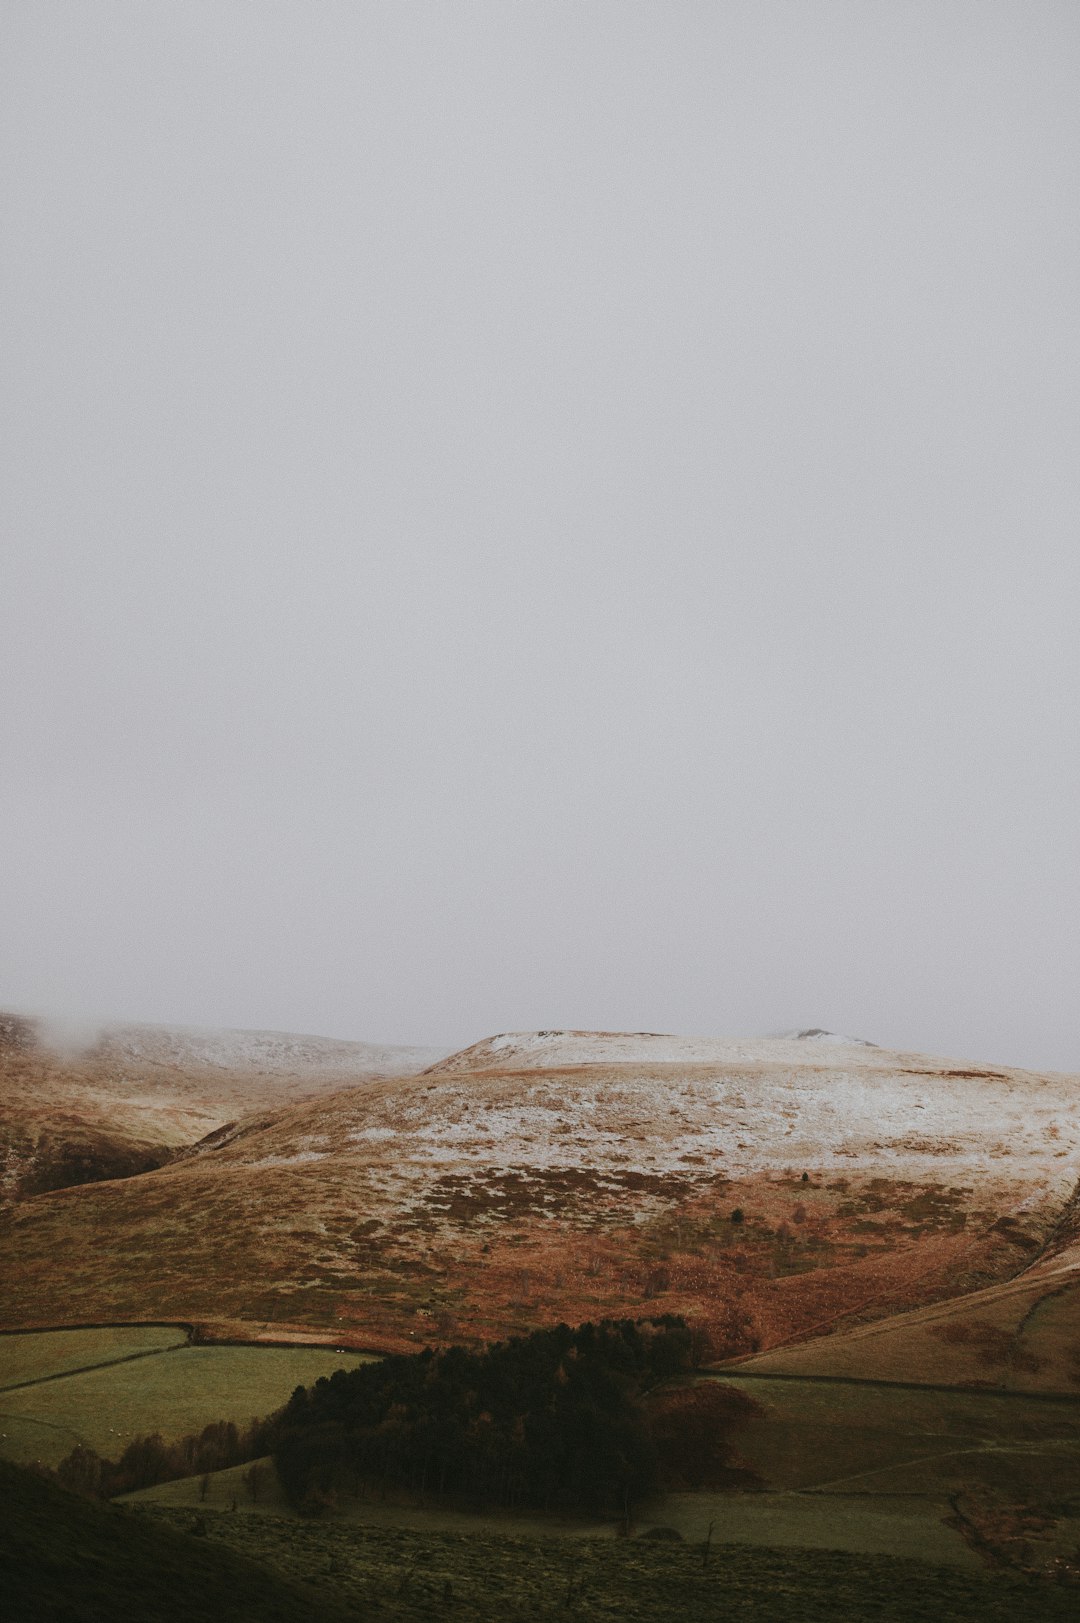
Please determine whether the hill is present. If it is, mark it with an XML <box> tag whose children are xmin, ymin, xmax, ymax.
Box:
<box><xmin>0</xmin><ymin>1011</ymin><xmax>448</xmax><ymax>1205</ymax></box>
<box><xmin>2</xmin><ymin>1028</ymin><xmax>1076</xmax><ymax>1378</ymax></box>
<box><xmin>732</xmin><ymin>1226</ymin><xmax>1080</xmax><ymax>1391</ymax></box>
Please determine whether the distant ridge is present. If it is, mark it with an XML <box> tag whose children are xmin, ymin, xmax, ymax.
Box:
<box><xmin>0</xmin><ymin>1013</ymin><xmax>451</xmax><ymax>1206</ymax></box>
<box><xmin>88</xmin><ymin>1019</ymin><xmax>451</xmax><ymax>1079</ymax></box>
<box><xmin>425</xmin><ymin>1027</ymin><xmax>884</xmax><ymax>1074</ymax></box>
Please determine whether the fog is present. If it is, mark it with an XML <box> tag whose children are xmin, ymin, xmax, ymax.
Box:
<box><xmin>2</xmin><ymin>3</ymin><xmax>1078</xmax><ymax>1069</ymax></box>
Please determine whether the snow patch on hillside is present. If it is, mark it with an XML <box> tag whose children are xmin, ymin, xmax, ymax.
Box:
<box><xmin>240</xmin><ymin>1048</ymin><xmax>1080</xmax><ymax>1193</ymax></box>
<box><xmin>430</xmin><ymin>1029</ymin><xmax>893</xmax><ymax>1075</ymax></box>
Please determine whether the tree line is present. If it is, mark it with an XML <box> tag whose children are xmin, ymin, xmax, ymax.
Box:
<box><xmin>272</xmin><ymin>1316</ymin><xmax>743</xmax><ymax>1517</ymax></box>
<box><xmin>52</xmin><ymin>1416</ymin><xmax>270</xmax><ymax>1500</ymax></box>
<box><xmin>48</xmin><ymin>1316</ymin><xmax>758</xmax><ymax>1518</ymax></box>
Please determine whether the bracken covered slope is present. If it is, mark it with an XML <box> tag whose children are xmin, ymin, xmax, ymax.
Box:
<box><xmin>2</xmin><ymin>1029</ymin><xmax>1077</xmax><ymax>1384</ymax></box>
<box><xmin>736</xmin><ymin>1181</ymin><xmax>1080</xmax><ymax>1390</ymax></box>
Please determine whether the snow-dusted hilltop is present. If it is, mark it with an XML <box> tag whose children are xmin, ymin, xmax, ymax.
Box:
<box><xmin>234</xmin><ymin>1027</ymin><xmax>1076</xmax><ymax>1190</ymax></box>
<box><xmin>428</xmin><ymin>1028</ymin><xmax>893</xmax><ymax>1076</ymax></box>
<box><xmin>0</xmin><ymin>1013</ymin><xmax>452</xmax><ymax>1206</ymax></box>
<box><xmin>90</xmin><ymin>1021</ymin><xmax>450</xmax><ymax>1080</ymax></box>
<box><xmin>784</xmin><ymin>1028</ymin><xmax>877</xmax><ymax>1047</ymax></box>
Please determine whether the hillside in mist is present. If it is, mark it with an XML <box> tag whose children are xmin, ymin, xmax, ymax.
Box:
<box><xmin>0</xmin><ymin>1012</ymin><xmax>449</xmax><ymax>1205</ymax></box>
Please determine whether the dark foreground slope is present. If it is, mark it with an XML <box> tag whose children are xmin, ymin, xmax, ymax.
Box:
<box><xmin>0</xmin><ymin>1458</ymin><xmax>356</xmax><ymax>1623</ymax></box>
<box><xmin>4</xmin><ymin>1442</ymin><xmax>1077</xmax><ymax>1621</ymax></box>
<box><xmin>139</xmin><ymin>1503</ymin><xmax>1080</xmax><ymax>1623</ymax></box>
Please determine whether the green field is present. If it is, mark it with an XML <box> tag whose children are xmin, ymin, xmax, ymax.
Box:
<box><xmin>125</xmin><ymin>1455</ymin><xmax>980</xmax><ymax>1569</ymax></box>
<box><xmin>710</xmin><ymin>1375</ymin><xmax>1080</xmax><ymax>1499</ymax></box>
<box><xmin>0</xmin><ymin>1325</ymin><xmax>187</xmax><ymax>1389</ymax></box>
<box><xmin>0</xmin><ymin>1330</ymin><xmax>375</xmax><ymax>1467</ymax></box>
<box><xmin>111</xmin><ymin>1360</ymin><xmax>1080</xmax><ymax>1574</ymax></box>
<box><xmin>8</xmin><ymin>1330</ymin><xmax>1080</xmax><ymax>1581</ymax></box>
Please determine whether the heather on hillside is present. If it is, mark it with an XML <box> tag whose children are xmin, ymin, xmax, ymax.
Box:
<box><xmin>5</xmin><ymin>1033</ymin><xmax>1070</xmax><ymax>1363</ymax></box>
<box><xmin>271</xmin><ymin>1316</ymin><xmax>754</xmax><ymax>1517</ymax></box>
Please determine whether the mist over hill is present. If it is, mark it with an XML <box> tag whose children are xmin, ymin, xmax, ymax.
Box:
<box><xmin>0</xmin><ymin>1012</ymin><xmax>449</xmax><ymax>1205</ymax></box>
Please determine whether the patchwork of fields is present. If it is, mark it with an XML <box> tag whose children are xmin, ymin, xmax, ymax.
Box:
<box><xmin>115</xmin><ymin>1364</ymin><xmax>1080</xmax><ymax>1574</ymax></box>
<box><xmin>0</xmin><ymin>1326</ymin><xmax>1019</xmax><ymax>1570</ymax></box>
<box><xmin>710</xmin><ymin>1374</ymin><xmax>1080</xmax><ymax>1497</ymax></box>
<box><xmin>12</xmin><ymin>1326</ymin><xmax>1076</xmax><ymax>1576</ymax></box>
<box><xmin>0</xmin><ymin>1325</ymin><xmax>187</xmax><ymax>1388</ymax></box>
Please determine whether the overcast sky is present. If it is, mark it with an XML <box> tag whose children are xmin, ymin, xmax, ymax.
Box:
<box><xmin>2</xmin><ymin>3</ymin><xmax>1078</xmax><ymax>1069</ymax></box>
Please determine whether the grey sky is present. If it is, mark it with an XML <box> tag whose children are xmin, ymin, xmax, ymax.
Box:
<box><xmin>2</xmin><ymin>2</ymin><xmax>1078</xmax><ymax>1069</ymax></box>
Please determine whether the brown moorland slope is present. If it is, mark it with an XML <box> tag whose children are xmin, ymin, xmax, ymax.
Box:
<box><xmin>734</xmin><ymin>1224</ymin><xmax>1080</xmax><ymax>1390</ymax></box>
<box><xmin>0</xmin><ymin>1012</ymin><xmax>448</xmax><ymax>1205</ymax></box>
<box><xmin>2</xmin><ymin>1029</ymin><xmax>1076</xmax><ymax>1382</ymax></box>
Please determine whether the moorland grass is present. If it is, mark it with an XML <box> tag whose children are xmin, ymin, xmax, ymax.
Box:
<box><xmin>11</xmin><ymin>1452</ymin><xmax>1069</xmax><ymax>1623</ymax></box>
<box><xmin>140</xmin><ymin>1504</ymin><xmax>1080</xmax><ymax>1621</ymax></box>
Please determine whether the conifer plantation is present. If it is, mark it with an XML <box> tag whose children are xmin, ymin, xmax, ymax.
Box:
<box><xmin>271</xmin><ymin>1317</ymin><xmax>742</xmax><ymax>1517</ymax></box>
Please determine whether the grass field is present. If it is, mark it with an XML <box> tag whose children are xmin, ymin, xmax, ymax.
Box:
<box><xmin>0</xmin><ymin>1325</ymin><xmax>188</xmax><ymax>1390</ymax></box>
<box><xmin>8</xmin><ymin>1327</ymin><xmax>1080</xmax><ymax>1579</ymax></box>
<box><xmin>736</xmin><ymin>1265</ymin><xmax>1080</xmax><ymax>1392</ymax></box>
<box><xmin>0</xmin><ymin>1331</ymin><xmax>374</xmax><ymax>1467</ymax></box>
<box><xmin>124</xmin><ymin>1455</ymin><xmax>980</xmax><ymax>1570</ymax></box>
<box><xmin>709</xmin><ymin>1375</ymin><xmax>1080</xmax><ymax>1500</ymax></box>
